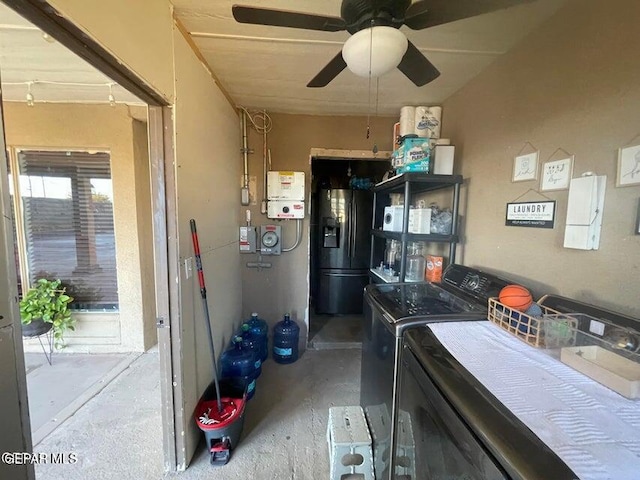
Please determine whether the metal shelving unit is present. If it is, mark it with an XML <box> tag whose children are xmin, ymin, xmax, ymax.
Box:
<box><xmin>369</xmin><ymin>173</ymin><xmax>463</xmax><ymax>283</ymax></box>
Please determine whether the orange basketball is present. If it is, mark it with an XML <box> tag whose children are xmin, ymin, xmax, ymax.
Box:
<box><xmin>499</xmin><ymin>285</ymin><xmax>533</xmax><ymax>312</ymax></box>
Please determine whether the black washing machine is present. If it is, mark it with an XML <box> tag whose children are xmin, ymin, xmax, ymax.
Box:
<box><xmin>360</xmin><ymin>264</ymin><xmax>514</xmax><ymax>480</ymax></box>
<box><xmin>396</xmin><ymin>295</ymin><xmax>639</xmax><ymax>479</ymax></box>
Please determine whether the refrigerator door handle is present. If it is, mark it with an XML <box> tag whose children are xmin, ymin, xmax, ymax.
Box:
<box><xmin>321</xmin><ymin>272</ymin><xmax>367</xmax><ymax>278</ymax></box>
<box><xmin>350</xmin><ymin>200</ymin><xmax>357</xmax><ymax>260</ymax></box>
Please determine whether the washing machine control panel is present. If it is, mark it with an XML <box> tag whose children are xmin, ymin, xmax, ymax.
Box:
<box><xmin>443</xmin><ymin>265</ymin><xmax>511</xmax><ymax>304</ymax></box>
<box><xmin>462</xmin><ymin>274</ymin><xmax>488</xmax><ymax>294</ymax></box>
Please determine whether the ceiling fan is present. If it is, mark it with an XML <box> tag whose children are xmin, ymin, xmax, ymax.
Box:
<box><xmin>232</xmin><ymin>0</ymin><xmax>533</xmax><ymax>88</ymax></box>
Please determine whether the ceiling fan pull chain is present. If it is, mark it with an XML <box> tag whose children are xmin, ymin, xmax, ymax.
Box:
<box><xmin>366</xmin><ymin>69</ymin><xmax>371</xmax><ymax>138</ymax></box>
<box><xmin>371</xmin><ymin>76</ymin><xmax>380</xmax><ymax>151</ymax></box>
<box><xmin>376</xmin><ymin>77</ymin><xmax>380</xmax><ymax>117</ymax></box>
<box><xmin>366</xmin><ymin>73</ymin><xmax>371</xmax><ymax>139</ymax></box>
<box><xmin>366</xmin><ymin>20</ymin><xmax>374</xmax><ymax>139</ymax></box>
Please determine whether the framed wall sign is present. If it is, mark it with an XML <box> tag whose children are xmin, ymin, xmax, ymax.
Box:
<box><xmin>512</xmin><ymin>151</ymin><xmax>539</xmax><ymax>182</ymax></box>
<box><xmin>506</xmin><ymin>201</ymin><xmax>556</xmax><ymax>228</ymax></box>
<box><xmin>617</xmin><ymin>144</ymin><xmax>640</xmax><ymax>187</ymax></box>
<box><xmin>541</xmin><ymin>156</ymin><xmax>574</xmax><ymax>191</ymax></box>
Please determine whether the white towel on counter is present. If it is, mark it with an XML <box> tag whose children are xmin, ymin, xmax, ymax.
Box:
<box><xmin>428</xmin><ymin>321</ymin><xmax>640</xmax><ymax>480</ymax></box>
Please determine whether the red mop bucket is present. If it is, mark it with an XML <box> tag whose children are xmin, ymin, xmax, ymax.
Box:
<box><xmin>195</xmin><ymin>379</ymin><xmax>247</xmax><ymax>465</ymax></box>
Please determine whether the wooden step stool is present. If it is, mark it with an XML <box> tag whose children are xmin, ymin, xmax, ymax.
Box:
<box><xmin>327</xmin><ymin>406</ymin><xmax>374</xmax><ymax>480</ymax></box>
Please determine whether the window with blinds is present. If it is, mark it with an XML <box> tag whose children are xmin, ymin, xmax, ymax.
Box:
<box><xmin>17</xmin><ymin>150</ymin><xmax>118</xmax><ymax>311</ymax></box>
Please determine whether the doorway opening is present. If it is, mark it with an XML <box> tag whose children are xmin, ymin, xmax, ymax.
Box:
<box><xmin>308</xmin><ymin>156</ymin><xmax>390</xmax><ymax>349</ymax></box>
<box><xmin>0</xmin><ymin>2</ymin><xmax>173</xmax><ymax>473</ymax></box>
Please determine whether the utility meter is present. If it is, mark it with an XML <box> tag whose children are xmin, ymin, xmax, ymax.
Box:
<box><xmin>259</xmin><ymin>225</ymin><xmax>281</xmax><ymax>255</ymax></box>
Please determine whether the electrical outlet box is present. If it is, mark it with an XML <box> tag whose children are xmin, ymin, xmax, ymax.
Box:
<box><xmin>260</xmin><ymin>225</ymin><xmax>281</xmax><ymax>255</ymax></box>
<box><xmin>241</xmin><ymin>187</ymin><xmax>250</xmax><ymax>206</ymax></box>
<box><xmin>239</xmin><ymin>226</ymin><xmax>256</xmax><ymax>253</ymax></box>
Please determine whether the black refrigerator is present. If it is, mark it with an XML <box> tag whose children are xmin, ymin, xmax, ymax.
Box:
<box><xmin>316</xmin><ymin>188</ymin><xmax>372</xmax><ymax>314</ymax></box>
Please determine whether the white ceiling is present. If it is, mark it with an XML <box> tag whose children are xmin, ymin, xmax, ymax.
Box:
<box><xmin>0</xmin><ymin>2</ymin><xmax>142</xmax><ymax>106</ymax></box>
<box><xmin>173</xmin><ymin>0</ymin><xmax>566</xmax><ymax>115</ymax></box>
<box><xmin>0</xmin><ymin>1</ymin><xmax>566</xmax><ymax>115</ymax></box>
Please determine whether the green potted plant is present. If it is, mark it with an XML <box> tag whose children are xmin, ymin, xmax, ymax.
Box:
<box><xmin>20</xmin><ymin>279</ymin><xmax>75</xmax><ymax>349</ymax></box>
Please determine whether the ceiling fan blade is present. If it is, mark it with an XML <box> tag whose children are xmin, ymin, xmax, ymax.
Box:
<box><xmin>307</xmin><ymin>52</ymin><xmax>347</xmax><ymax>88</ymax></box>
<box><xmin>403</xmin><ymin>1</ymin><xmax>431</xmax><ymax>29</ymax></box>
<box><xmin>232</xmin><ymin>5</ymin><xmax>346</xmax><ymax>32</ymax></box>
<box><xmin>397</xmin><ymin>42</ymin><xmax>440</xmax><ymax>87</ymax></box>
<box><xmin>404</xmin><ymin>0</ymin><xmax>534</xmax><ymax>30</ymax></box>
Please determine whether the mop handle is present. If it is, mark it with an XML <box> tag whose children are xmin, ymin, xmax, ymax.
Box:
<box><xmin>189</xmin><ymin>219</ymin><xmax>222</xmax><ymax>413</ymax></box>
<box><xmin>190</xmin><ymin>219</ymin><xmax>206</xmax><ymax>298</ymax></box>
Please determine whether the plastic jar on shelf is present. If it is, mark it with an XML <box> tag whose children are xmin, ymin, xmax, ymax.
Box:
<box><xmin>384</xmin><ymin>239</ymin><xmax>401</xmax><ymax>276</ymax></box>
<box><xmin>405</xmin><ymin>241</ymin><xmax>426</xmax><ymax>282</ymax></box>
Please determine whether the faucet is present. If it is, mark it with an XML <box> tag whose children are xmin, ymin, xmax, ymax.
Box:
<box><xmin>604</xmin><ymin>328</ymin><xmax>639</xmax><ymax>353</ymax></box>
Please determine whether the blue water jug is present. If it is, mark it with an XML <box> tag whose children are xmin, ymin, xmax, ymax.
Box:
<box><xmin>243</xmin><ymin>312</ymin><xmax>268</xmax><ymax>361</ymax></box>
<box><xmin>240</xmin><ymin>325</ymin><xmax>264</xmax><ymax>368</ymax></box>
<box><xmin>272</xmin><ymin>313</ymin><xmax>300</xmax><ymax>364</ymax></box>
<box><xmin>220</xmin><ymin>337</ymin><xmax>261</xmax><ymax>399</ymax></box>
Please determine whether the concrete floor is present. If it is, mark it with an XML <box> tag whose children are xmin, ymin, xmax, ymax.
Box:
<box><xmin>33</xmin><ymin>347</ymin><xmax>361</xmax><ymax>480</ymax></box>
<box><xmin>34</xmin><ymin>349</ymin><xmax>164</xmax><ymax>480</ymax></box>
<box><xmin>25</xmin><ymin>351</ymin><xmax>136</xmax><ymax>445</ymax></box>
<box><xmin>308</xmin><ymin>314</ymin><xmax>364</xmax><ymax>350</ymax></box>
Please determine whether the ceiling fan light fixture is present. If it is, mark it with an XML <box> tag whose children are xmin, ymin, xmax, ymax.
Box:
<box><xmin>342</xmin><ymin>26</ymin><xmax>408</xmax><ymax>78</ymax></box>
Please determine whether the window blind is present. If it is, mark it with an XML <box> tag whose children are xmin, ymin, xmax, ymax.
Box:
<box><xmin>18</xmin><ymin>150</ymin><xmax>119</xmax><ymax>311</ymax></box>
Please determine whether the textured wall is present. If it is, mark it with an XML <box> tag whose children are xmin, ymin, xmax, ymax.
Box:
<box><xmin>441</xmin><ymin>0</ymin><xmax>640</xmax><ymax>317</ymax></box>
<box><xmin>172</xmin><ymin>27</ymin><xmax>243</xmax><ymax>465</ymax></box>
<box><xmin>48</xmin><ymin>0</ymin><xmax>174</xmax><ymax>102</ymax></box>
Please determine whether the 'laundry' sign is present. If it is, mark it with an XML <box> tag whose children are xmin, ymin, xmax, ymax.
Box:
<box><xmin>505</xmin><ymin>201</ymin><xmax>556</xmax><ymax>228</ymax></box>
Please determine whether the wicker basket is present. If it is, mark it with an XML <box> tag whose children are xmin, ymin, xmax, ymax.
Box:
<box><xmin>488</xmin><ymin>297</ymin><xmax>563</xmax><ymax>348</ymax></box>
